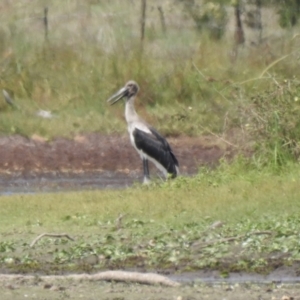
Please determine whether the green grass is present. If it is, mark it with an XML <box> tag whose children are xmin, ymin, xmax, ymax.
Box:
<box><xmin>1</xmin><ymin>1</ymin><xmax>300</xmax><ymax>166</ymax></box>
<box><xmin>1</xmin><ymin>164</ymin><xmax>299</xmax><ymax>232</ymax></box>
<box><xmin>1</xmin><ymin>164</ymin><xmax>300</xmax><ymax>273</ymax></box>
<box><xmin>0</xmin><ymin>0</ymin><xmax>299</xmax><ymax>139</ymax></box>
<box><xmin>1</xmin><ymin>1</ymin><xmax>300</xmax><ymax>273</ymax></box>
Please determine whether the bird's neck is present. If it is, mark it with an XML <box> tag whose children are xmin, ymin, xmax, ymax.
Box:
<box><xmin>125</xmin><ymin>96</ymin><xmax>139</xmax><ymax>123</ymax></box>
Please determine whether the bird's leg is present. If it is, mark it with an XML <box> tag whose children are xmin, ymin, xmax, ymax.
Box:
<box><xmin>143</xmin><ymin>158</ymin><xmax>150</xmax><ymax>184</ymax></box>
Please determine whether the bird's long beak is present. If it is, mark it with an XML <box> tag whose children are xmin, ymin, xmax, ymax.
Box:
<box><xmin>107</xmin><ymin>86</ymin><xmax>128</xmax><ymax>105</ymax></box>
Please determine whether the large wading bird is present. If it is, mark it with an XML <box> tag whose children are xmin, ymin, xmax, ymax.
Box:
<box><xmin>107</xmin><ymin>81</ymin><xmax>179</xmax><ymax>184</ymax></box>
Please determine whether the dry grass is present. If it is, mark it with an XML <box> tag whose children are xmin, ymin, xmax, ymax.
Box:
<box><xmin>0</xmin><ymin>1</ymin><xmax>299</xmax><ymax>140</ymax></box>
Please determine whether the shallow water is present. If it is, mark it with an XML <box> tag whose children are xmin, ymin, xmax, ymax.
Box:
<box><xmin>169</xmin><ymin>271</ymin><xmax>300</xmax><ymax>284</ymax></box>
<box><xmin>0</xmin><ymin>172</ymin><xmax>138</xmax><ymax>195</ymax></box>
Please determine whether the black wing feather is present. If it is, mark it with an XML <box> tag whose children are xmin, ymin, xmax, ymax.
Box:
<box><xmin>133</xmin><ymin>127</ymin><xmax>178</xmax><ymax>177</ymax></box>
<box><xmin>149</xmin><ymin>127</ymin><xmax>179</xmax><ymax>167</ymax></box>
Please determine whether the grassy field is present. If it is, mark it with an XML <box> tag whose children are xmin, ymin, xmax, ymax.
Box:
<box><xmin>1</xmin><ymin>164</ymin><xmax>300</xmax><ymax>274</ymax></box>
<box><xmin>0</xmin><ymin>0</ymin><xmax>299</xmax><ymax>139</ymax></box>
<box><xmin>0</xmin><ymin>1</ymin><xmax>299</xmax><ymax>168</ymax></box>
<box><xmin>1</xmin><ymin>0</ymin><xmax>300</xmax><ymax>279</ymax></box>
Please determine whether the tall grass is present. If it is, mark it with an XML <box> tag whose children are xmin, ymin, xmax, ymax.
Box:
<box><xmin>0</xmin><ymin>1</ymin><xmax>300</xmax><ymax>166</ymax></box>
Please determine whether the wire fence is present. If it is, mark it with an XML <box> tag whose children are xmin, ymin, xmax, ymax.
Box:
<box><xmin>0</xmin><ymin>0</ymin><xmax>286</xmax><ymax>51</ymax></box>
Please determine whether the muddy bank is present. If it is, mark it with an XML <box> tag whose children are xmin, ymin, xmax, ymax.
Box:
<box><xmin>0</xmin><ymin>133</ymin><xmax>239</xmax><ymax>193</ymax></box>
<box><xmin>0</xmin><ymin>133</ymin><xmax>237</xmax><ymax>177</ymax></box>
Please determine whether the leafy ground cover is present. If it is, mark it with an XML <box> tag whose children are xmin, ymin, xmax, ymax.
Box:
<box><xmin>1</xmin><ymin>163</ymin><xmax>300</xmax><ymax>276</ymax></box>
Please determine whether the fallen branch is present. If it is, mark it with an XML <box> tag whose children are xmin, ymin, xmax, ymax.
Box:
<box><xmin>30</xmin><ymin>233</ymin><xmax>74</xmax><ymax>248</ymax></box>
<box><xmin>0</xmin><ymin>271</ymin><xmax>180</xmax><ymax>287</ymax></box>
<box><xmin>192</xmin><ymin>230</ymin><xmax>273</xmax><ymax>249</ymax></box>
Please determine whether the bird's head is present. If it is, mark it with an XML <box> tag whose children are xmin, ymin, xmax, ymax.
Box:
<box><xmin>107</xmin><ymin>80</ymin><xmax>139</xmax><ymax>105</ymax></box>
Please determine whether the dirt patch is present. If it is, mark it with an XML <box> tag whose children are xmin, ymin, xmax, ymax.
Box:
<box><xmin>0</xmin><ymin>278</ymin><xmax>299</xmax><ymax>300</ymax></box>
<box><xmin>0</xmin><ymin>133</ymin><xmax>237</xmax><ymax>177</ymax></box>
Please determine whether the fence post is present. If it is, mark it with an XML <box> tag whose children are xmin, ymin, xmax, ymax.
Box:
<box><xmin>234</xmin><ymin>2</ymin><xmax>245</xmax><ymax>46</ymax></box>
<box><xmin>44</xmin><ymin>7</ymin><xmax>49</xmax><ymax>41</ymax></box>
<box><xmin>157</xmin><ymin>6</ymin><xmax>166</xmax><ymax>35</ymax></box>
<box><xmin>140</xmin><ymin>0</ymin><xmax>147</xmax><ymax>48</ymax></box>
<box><xmin>255</xmin><ymin>0</ymin><xmax>263</xmax><ymax>44</ymax></box>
